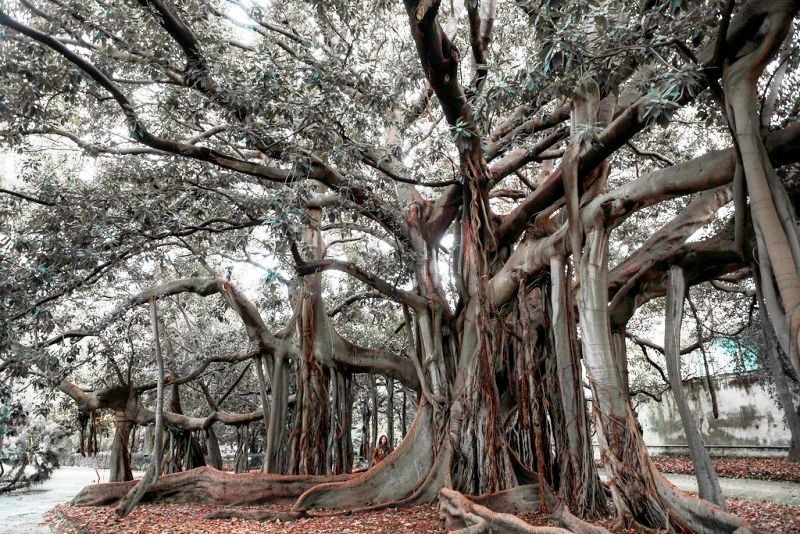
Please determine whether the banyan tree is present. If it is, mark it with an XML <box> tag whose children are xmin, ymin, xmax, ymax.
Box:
<box><xmin>1</xmin><ymin>0</ymin><xmax>799</xmax><ymax>531</ymax></box>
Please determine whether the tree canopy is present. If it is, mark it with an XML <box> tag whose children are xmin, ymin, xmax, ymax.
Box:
<box><xmin>1</xmin><ymin>0</ymin><xmax>800</xmax><ymax>531</ymax></box>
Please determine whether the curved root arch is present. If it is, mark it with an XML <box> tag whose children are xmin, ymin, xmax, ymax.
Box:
<box><xmin>292</xmin><ymin>402</ymin><xmax>438</xmax><ymax>510</ymax></box>
<box><xmin>439</xmin><ymin>488</ymin><xmax>573</xmax><ymax>534</ymax></box>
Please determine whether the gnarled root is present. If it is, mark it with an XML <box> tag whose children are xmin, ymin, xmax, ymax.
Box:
<box><xmin>71</xmin><ymin>466</ymin><xmax>353</xmax><ymax>507</ymax></box>
<box><xmin>552</xmin><ymin>504</ymin><xmax>610</xmax><ymax>534</ymax></box>
<box><xmin>469</xmin><ymin>484</ymin><xmax>541</xmax><ymax>514</ymax></box>
<box><xmin>439</xmin><ymin>488</ymin><xmax>570</xmax><ymax>533</ymax></box>
<box><xmin>652</xmin><ymin>470</ymin><xmax>753</xmax><ymax>534</ymax></box>
<box><xmin>293</xmin><ymin>402</ymin><xmax>438</xmax><ymax>510</ymax></box>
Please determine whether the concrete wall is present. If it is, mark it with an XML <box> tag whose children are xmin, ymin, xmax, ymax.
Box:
<box><xmin>638</xmin><ymin>371</ymin><xmax>791</xmax><ymax>457</ymax></box>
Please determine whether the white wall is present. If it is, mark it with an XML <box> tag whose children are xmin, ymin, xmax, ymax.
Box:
<box><xmin>638</xmin><ymin>371</ymin><xmax>792</xmax><ymax>456</ymax></box>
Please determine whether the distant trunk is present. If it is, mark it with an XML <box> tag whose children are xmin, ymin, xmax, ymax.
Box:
<box><xmin>370</xmin><ymin>374</ymin><xmax>379</xmax><ymax>453</ymax></box>
<box><xmin>387</xmin><ymin>378</ymin><xmax>395</xmax><ymax>450</ymax></box>
<box><xmin>204</xmin><ymin>425</ymin><xmax>223</xmax><ymax>470</ymax></box>
<box><xmin>234</xmin><ymin>425</ymin><xmax>250</xmax><ymax>473</ymax></box>
<box><xmin>109</xmin><ymin>413</ymin><xmax>134</xmax><ymax>483</ymax></box>
<box><xmin>360</xmin><ymin>398</ymin><xmax>371</xmax><ymax>462</ymax></box>
<box><xmin>329</xmin><ymin>369</ymin><xmax>353</xmax><ymax>474</ymax></box>
<box><xmin>758</xmin><ymin>284</ymin><xmax>800</xmax><ymax>463</ymax></box>
<box><xmin>401</xmin><ymin>387</ymin><xmax>407</xmax><ymax>437</ymax></box>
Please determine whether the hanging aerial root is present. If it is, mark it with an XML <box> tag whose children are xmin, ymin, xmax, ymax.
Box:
<box><xmin>70</xmin><ymin>466</ymin><xmax>354</xmax><ymax>507</ymax></box>
<box><xmin>439</xmin><ymin>488</ymin><xmax>571</xmax><ymax>534</ymax></box>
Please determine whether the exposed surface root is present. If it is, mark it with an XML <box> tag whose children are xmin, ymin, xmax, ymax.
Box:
<box><xmin>70</xmin><ymin>466</ymin><xmax>353</xmax><ymax>507</ymax></box>
<box><xmin>469</xmin><ymin>484</ymin><xmax>541</xmax><ymax>514</ymax></box>
<box><xmin>653</xmin><ymin>471</ymin><xmax>754</xmax><ymax>534</ymax></box>
<box><xmin>552</xmin><ymin>505</ymin><xmax>610</xmax><ymax>534</ymax></box>
<box><xmin>439</xmin><ymin>488</ymin><xmax>571</xmax><ymax>533</ymax></box>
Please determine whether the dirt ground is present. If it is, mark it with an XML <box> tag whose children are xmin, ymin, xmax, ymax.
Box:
<box><xmin>652</xmin><ymin>455</ymin><xmax>800</xmax><ymax>483</ymax></box>
<box><xmin>46</xmin><ymin>497</ymin><xmax>800</xmax><ymax>534</ymax></box>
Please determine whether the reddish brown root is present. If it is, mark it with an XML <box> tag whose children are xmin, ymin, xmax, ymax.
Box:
<box><xmin>553</xmin><ymin>505</ymin><xmax>610</xmax><ymax>534</ymax></box>
<box><xmin>439</xmin><ymin>488</ymin><xmax>571</xmax><ymax>534</ymax></box>
<box><xmin>70</xmin><ymin>466</ymin><xmax>354</xmax><ymax>507</ymax></box>
<box><xmin>469</xmin><ymin>484</ymin><xmax>542</xmax><ymax>514</ymax></box>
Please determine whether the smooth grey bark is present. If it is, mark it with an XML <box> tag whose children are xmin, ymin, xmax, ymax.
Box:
<box><xmin>264</xmin><ymin>355</ymin><xmax>288</xmax><ymax>473</ymax></box>
<box><xmin>758</xmin><ymin>287</ymin><xmax>800</xmax><ymax>463</ymax></box>
<box><xmin>664</xmin><ymin>266</ymin><xmax>725</xmax><ymax>507</ymax></box>
<box><xmin>115</xmin><ymin>298</ymin><xmax>165</xmax><ymax>517</ymax></box>
<box><xmin>253</xmin><ymin>355</ymin><xmax>271</xmax><ymax>473</ymax></box>
<box><xmin>370</xmin><ymin>374</ymin><xmax>378</xmax><ymax>453</ymax></box>
<box><xmin>549</xmin><ymin>254</ymin><xmax>605</xmax><ymax>516</ymax></box>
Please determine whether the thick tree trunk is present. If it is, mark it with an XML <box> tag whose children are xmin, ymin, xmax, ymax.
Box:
<box><xmin>204</xmin><ymin>425</ymin><xmax>223</xmax><ymax>470</ymax></box>
<box><xmin>549</xmin><ymin>255</ymin><xmax>606</xmax><ymax>517</ymax></box>
<box><xmin>723</xmin><ymin>4</ymin><xmax>800</xmax><ymax>378</ymax></box>
<box><xmin>578</xmin><ymin>226</ymin><xmax>747</xmax><ymax>531</ymax></box>
<box><xmin>293</xmin><ymin>402</ymin><xmax>442</xmax><ymax>511</ymax></box>
<box><xmin>264</xmin><ymin>355</ymin><xmax>288</xmax><ymax>473</ymax></box>
<box><xmin>758</xmin><ymin>285</ymin><xmax>800</xmax><ymax>463</ymax></box>
<box><xmin>664</xmin><ymin>266</ymin><xmax>725</xmax><ymax>506</ymax></box>
<box><xmin>289</xmin><ymin>292</ymin><xmax>330</xmax><ymax>474</ymax></box>
<box><xmin>109</xmin><ymin>413</ymin><xmax>134</xmax><ymax>483</ymax></box>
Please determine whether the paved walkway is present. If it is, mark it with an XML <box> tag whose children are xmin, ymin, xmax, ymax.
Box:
<box><xmin>1</xmin><ymin>467</ymin><xmax>798</xmax><ymax>532</ymax></box>
<box><xmin>665</xmin><ymin>472</ymin><xmax>800</xmax><ymax>505</ymax></box>
<box><xmin>0</xmin><ymin>466</ymin><xmax>142</xmax><ymax>533</ymax></box>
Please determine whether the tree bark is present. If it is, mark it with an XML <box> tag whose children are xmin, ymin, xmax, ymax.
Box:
<box><xmin>664</xmin><ymin>266</ymin><xmax>725</xmax><ymax>507</ymax></box>
<box><xmin>115</xmin><ymin>298</ymin><xmax>165</xmax><ymax>518</ymax></box>
<box><xmin>73</xmin><ymin>466</ymin><xmax>354</xmax><ymax>506</ymax></box>
<box><xmin>578</xmin><ymin>226</ymin><xmax>747</xmax><ymax>531</ymax></box>
<box><xmin>722</xmin><ymin>2</ymin><xmax>800</xmax><ymax>378</ymax></box>
<box><xmin>387</xmin><ymin>377</ymin><xmax>395</xmax><ymax>450</ymax></box>
<box><xmin>204</xmin><ymin>425</ymin><xmax>223</xmax><ymax>470</ymax></box>
<box><xmin>549</xmin><ymin>255</ymin><xmax>606</xmax><ymax>517</ymax></box>
<box><xmin>109</xmin><ymin>412</ymin><xmax>134</xmax><ymax>483</ymax></box>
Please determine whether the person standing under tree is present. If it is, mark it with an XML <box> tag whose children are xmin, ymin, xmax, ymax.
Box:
<box><xmin>371</xmin><ymin>435</ymin><xmax>390</xmax><ymax>465</ymax></box>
